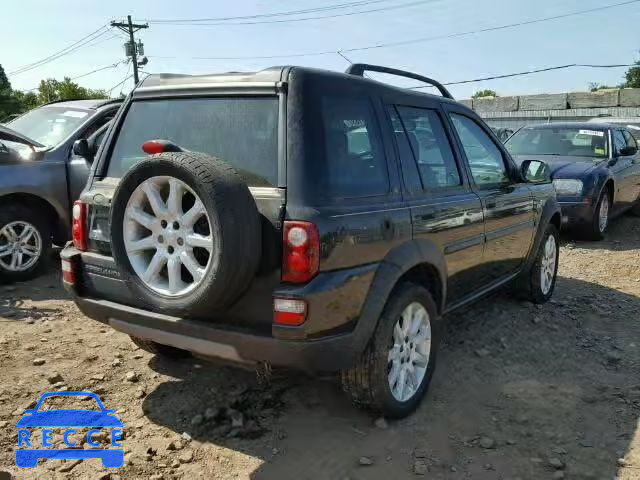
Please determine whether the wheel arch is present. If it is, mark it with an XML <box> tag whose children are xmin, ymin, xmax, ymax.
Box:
<box><xmin>0</xmin><ymin>193</ymin><xmax>65</xmax><ymax>243</ymax></box>
<box><xmin>350</xmin><ymin>239</ymin><xmax>447</xmax><ymax>358</ymax></box>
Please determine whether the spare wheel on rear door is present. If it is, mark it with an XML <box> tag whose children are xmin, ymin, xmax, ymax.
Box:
<box><xmin>110</xmin><ymin>151</ymin><xmax>261</xmax><ymax>317</ymax></box>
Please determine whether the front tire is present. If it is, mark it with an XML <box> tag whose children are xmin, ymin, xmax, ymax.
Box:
<box><xmin>581</xmin><ymin>188</ymin><xmax>610</xmax><ymax>240</ymax></box>
<box><xmin>0</xmin><ymin>205</ymin><xmax>51</xmax><ymax>282</ymax></box>
<box><xmin>341</xmin><ymin>283</ymin><xmax>441</xmax><ymax>419</ymax></box>
<box><xmin>515</xmin><ymin>223</ymin><xmax>559</xmax><ymax>304</ymax></box>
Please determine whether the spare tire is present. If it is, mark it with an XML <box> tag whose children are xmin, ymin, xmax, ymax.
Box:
<box><xmin>110</xmin><ymin>151</ymin><xmax>261</xmax><ymax>317</ymax></box>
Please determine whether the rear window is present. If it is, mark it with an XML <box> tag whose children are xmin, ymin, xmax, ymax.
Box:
<box><xmin>106</xmin><ymin>97</ymin><xmax>279</xmax><ymax>186</ymax></box>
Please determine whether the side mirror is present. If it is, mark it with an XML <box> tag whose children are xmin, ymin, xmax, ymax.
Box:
<box><xmin>521</xmin><ymin>159</ymin><xmax>551</xmax><ymax>183</ymax></box>
<box><xmin>72</xmin><ymin>139</ymin><xmax>92</xmax><ymax>161</ymax></box>
<box><xmin>618</xmin><ymin>146</ymin><xmax>637</xmax><ymax>157</ymax></box>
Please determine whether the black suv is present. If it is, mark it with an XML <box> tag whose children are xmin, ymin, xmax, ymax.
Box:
<box><xmin>62</xmin><ymin>64</ymin><xmax>561</xmax><ymax>417</ymax></box>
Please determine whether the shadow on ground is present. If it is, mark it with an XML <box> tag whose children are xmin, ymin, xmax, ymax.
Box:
<box><xmin>560</xmin><ymin>214</ymin><xmax>640</xmax><ymax>251</ymax></box>
<box><xmin>141</xmin><ymin>274</ymin><xmax>640</xmax><ymax>479</ymax></box>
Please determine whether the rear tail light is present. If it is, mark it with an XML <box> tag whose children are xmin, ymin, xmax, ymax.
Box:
<box><xmin>282</xmin><ymin>221</ymin><xmax>319</xmax><ymax>283</ymax></box>
<box><xmin>72</xmin><ymin>201</ymin><xmax>88</xmax><ymax>251</ymax></box>
<box><xmin>273</xmin><ymin>298</ymin><xmax>307</xmax><ymax>326</ymax></box>
<box><xmin>142</xmin><ymin>139</ymin><xmax>183</xmax><ymax>155</ymax></box>
<box><xmin>61</xmin><ymin>258</ymin><xmax>76</xmax><ymax>285</ymax></box>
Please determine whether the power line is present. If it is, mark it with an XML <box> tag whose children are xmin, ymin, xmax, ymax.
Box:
<box><xmin>409</xmin><ymin>64</ymin><xmax>636</xmax><ymax>89</ymax></box>
<box><xmin>8</xmin><ymin>26</ymin><xmax>110</xmax><ymax>76</ymax></box>
<box><xmin>20</xmin><ymin>60</ymin><xmax>127</xmax><ymax>92</ymax></box>
<box><xmin>148</xmin><ymin>0</ymin><xmax>640</xmax><ymax>60</ymax></box>
<box><xmin>342</xmin><ymin>0</ymin><xmax>640</xmax><ymax>53</ymax></box>
<box><xmin>142</xmin><ymin>0</ymin><xmax>393</xmax><ymax>23</ymax></box>
<box><xmin>145</xmin><ymin>0</ymin><xmax>437</xmax><ymax>26</ymax></box>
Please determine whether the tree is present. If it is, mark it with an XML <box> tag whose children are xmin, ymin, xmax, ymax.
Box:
<box><xmin>37</xmin><ymin>77</ymin><xmax>106</xmax><ymax>103</ymax></box>
<box><xmin>472</xmin><ymin>89</ymin><xmax>498</xmax><ymax>98</ymax></box>
<box><xmin>0</xmin><ymin>64</ymin><xmax>14</xmax><ymax>120</ymax></box>
<box><xmin>624</xmin><ymin>60</ymin><xmax>640</xmax><ymax>88</ymax></box>
<box><xmin>588</xmin><ymin>82</ymin><xmax>615</xmax><ymax>92</ymax></box>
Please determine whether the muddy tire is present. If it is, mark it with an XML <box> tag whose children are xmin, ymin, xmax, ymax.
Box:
<box><xmin>0</xmin><ymin>205</ymin><xmax>51</xmax><ymax>282</ymax></box>
<box><xmin>514</xmin><ymin>223</ymin><xmax>559</xmax><ymax>304</ymax></box>
<box><xmin>110</xmin><ymin>152</ymin><xmax>261</xmax><ymax>317</ymax></box>
<box><xmin>341</xmin><ymin>283</ymin><xmax>441</xmax><ymax>419</ymax></box>
<box><xmin>130</xmin><ymin>336</ymin><xmax>191</xmax><ymax>358</ymax></box>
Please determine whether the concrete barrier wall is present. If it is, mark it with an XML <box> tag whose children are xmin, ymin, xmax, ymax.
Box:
<box><xmin>462</xmin><ymin>88</ymin><xmax>640</xmax><ymax>111</ymax></box>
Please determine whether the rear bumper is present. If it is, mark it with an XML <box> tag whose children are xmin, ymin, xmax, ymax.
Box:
<box><xmin>61</xmin><ymin>244</ymin><xmax>376</xmax><ymax>372</ymax></box>
<box><xmin>71</xmin><ymin>295</ymin><xmax>358</xmax><ymax>371</ymax></box>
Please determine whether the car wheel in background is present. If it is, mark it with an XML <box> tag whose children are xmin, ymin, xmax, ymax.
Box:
<box><xmin>130</xmin><ymin>336</ymin><xmax>192</xmax><ymax>359</ymax></box>
<box><xmin>0</xmin><ymin>205</ymin><xmax>51</xmax><ymax>282</ymax></box>
<box><xmin>341</xmin><ymin>283</ymin><xmax>441</xmax><ymax>419</ymax></box>
<box><xmin>514</xmin><ymin>223</ymin><xmax>559</xmax><ymax>304</ymax></box>
<box><xmin>581</xmin><ymin>188</ymin><xmax>610</xmax><ymax>240</ymax></box>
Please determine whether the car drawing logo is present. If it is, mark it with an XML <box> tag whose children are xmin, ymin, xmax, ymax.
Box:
<box><xmin>15</xmin><ymin>391</ymin><xmax>123</xmax><ymax>468</ymax></box>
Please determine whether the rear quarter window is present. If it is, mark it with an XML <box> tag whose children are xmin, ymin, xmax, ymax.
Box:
<box><xmin>320</xmin><ymin>96</ymin><xmax>389</xmax><ymax>197</ymax></box>
<box><xmin>105</xmin><ymin>97</ymin><xmax>279</xmax><ymax>186</ymax></box>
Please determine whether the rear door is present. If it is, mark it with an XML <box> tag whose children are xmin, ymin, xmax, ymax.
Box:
<box><xmin>445</xmin><ymin>105</ymin><xmax>535</xmax><ymax>283</ymax></box>
<box><xmin>386</xmin><ymin>102</ymin><xmax>484</xmax><ymax>305</ymax></box>
<box><xmin>621</xmin><ymin>129</ymin><xmax>640</xmax><ymax>205</ymax></box>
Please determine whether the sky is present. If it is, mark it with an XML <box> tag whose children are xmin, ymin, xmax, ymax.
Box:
<box><xmin>3</xmin><ymin>0</ymin><xmax>640</xmax><ymax>99</ymax></box>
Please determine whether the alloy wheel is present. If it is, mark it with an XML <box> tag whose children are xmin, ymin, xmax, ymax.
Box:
<box><xmin>387</xmin><ymin>302</ymin><xmax>432</xmax><ymax>402</ymax></box>
<box><xmin>598</xmin><ymin>195</ymin><xmax>609</xmax><ymax>233</ymax></box>
<box><xmin>123</xmin><ymin>176</ymin><xmax>214</xmax><ymax>296</ymax></box>
<box><xmin>0</xmin><ymin>221</ymin><xmax>42</xmax><ymax>272</ymax></box>
<box><xmin>540</xmin><ymin>234</ymin><xmax>557</xmax><ymax>295</ymax></box>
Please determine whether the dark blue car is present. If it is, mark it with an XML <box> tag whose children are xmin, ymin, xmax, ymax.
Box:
<box><xmin>506</xmin><ymin>122</ymin><xmax>640</xmax><ymax>239</ymax></box>
<box><xmin>15</xmin><ymin>391</ymin><xmax>123</xmax><ymax>468</ymax></box>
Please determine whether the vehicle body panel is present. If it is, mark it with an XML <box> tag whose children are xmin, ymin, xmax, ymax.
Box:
<box><xmin>63</xmin><ymin>66</ymin><xmax>560</xmax><ymax>372</ymax></box>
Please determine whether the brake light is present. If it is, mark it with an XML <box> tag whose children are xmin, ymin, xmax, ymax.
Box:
<box><xmin>273</xmin><ymin>298</ymin><xmax>307</xmax><ymax>326</ymax></box>
<box><xmin>282</xmin><ymin>221</ymin><xmax>319</xmax><ymax>283</ymax></box>
<box><xmin>72</xmin><ymin>201</ymin><xmax>88</xmax><ymax>251</ymax></box>
<box><xmin>142</xmin><ymin>139</ymin><xmax>183</xmax><ymax>155</ymax></box>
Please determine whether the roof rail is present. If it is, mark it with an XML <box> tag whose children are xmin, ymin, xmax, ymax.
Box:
<box><xmin>345</xmin><ymin>63</ymin><xmax>454</xmax><ymax>99</ymax></box>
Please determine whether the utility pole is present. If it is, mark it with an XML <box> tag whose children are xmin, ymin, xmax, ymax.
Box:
<box><xmin>111</xmin><ymin>15</ymin><xmax>148</xmax><ymax>85</ymax></box>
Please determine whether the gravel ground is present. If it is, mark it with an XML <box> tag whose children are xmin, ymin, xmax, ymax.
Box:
<box><xmin>0</xmin><ymin>215</ymin><xmax>639</xmax><ymax>480</ymax></box>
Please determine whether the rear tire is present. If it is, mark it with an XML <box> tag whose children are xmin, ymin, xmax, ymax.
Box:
<box><xmin>130</xmin><ymin>336</ymin><xmax>191</xmax><ymax>359</ymax></box>
<box><xmin>0</xmin><ymin>205</ymin><xmax>51</xmax><ymax>282</ymax></box>
<box><xmin>341</xmin><ymin>283</ymin><xmax>441</xmax><ymax>419</ymax></box>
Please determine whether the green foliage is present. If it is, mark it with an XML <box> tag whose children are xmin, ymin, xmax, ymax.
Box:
<box><xmin>472</xmin><ymin>89</ymin><xmax>498</xmax><ymax>98</ymax></box>
<box><xmin>37</xmin><ymin>77</ymin><xmax>106</xmax><ymax>103</ymax></box>
<box><xmin>624</xmin><ymin>61</ymin><xmax>640</xmax><ymax>88</ymax></box>
<box><xmin>0</xmin><ymin>64</ymin><xmax>107</xmax><ymax>122</ymax></box>
<box><xmin>588</xmin><ymin>82</ymin><xmax>615</xmax><ymax>92</ymax></box>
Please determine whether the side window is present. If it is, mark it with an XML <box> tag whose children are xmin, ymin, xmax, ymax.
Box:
<box><xmin>613</xmin><ymin>130</ymin><xmax>626</xmax><ymax>155</ymax></box>
<box><xmin>321</xmin><ymin>97</ymin><xmax>389</xmax><ymax>197</ymax></box>
<box><xmin>622</xmin><ymin>130</ymin><xmax>637</xmax><ymax>153</ymax></box>
<box><xmin>82</xmin><ymin>110</ymin><xmax>116</xmax><ymax>140</ymax></box>
<box><xmin>388</xmin><ymin>107</ymin><xmax>422</xmax><ymax>192</ymax></box>
<box><xmin>450</xmin><ymin>113</ymin><xmax>510</xmax><ymax>186</ymax></box>
<box><xmin>396</xmin><ymin>106</ymin><xmax>461</xmax><ymax>189</ymax></box>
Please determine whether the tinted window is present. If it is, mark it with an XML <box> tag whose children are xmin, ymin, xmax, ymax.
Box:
<box><xmin>107</xmin><ymin>98</ymin><xmax>279</xmax><ymax>186</ymax></box>
<box><xmin>321</xmin><ymin>97</ymin><xmax>388</xmax><ymax>197</ymax></box>
<box><xmin>396</xmin><ymin>106</ymin><xmax>460</xmax><ymax>189</ymax></box>
<box><xmin>506</xmin><ymin>126</ymin><xmax>608</xmax><ymax>158</ymax></box>
<box><xmin>450</xmin><ymin>114</ymin><xmax>509</xmax><ymax>186</ymax></box>
<box><xmin>388</xmin><ymin>107</ymin><xmax>422</xmax><ymax>192</ymax></box>
<box><xmin>623</xmin><ymin>130</ymin><xmax>638</xmax><ymax>151</ymax></box>
<box><xmin>613</xmin><ymin>130</ymin><xmax>626</xmax><ymax>155</ymax></box>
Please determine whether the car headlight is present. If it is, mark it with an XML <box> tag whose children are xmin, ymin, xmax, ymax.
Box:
<box><xmin>553</xmin><ymin>179</ymin><xmax>583</xmax><ymax>196</ymax></box>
